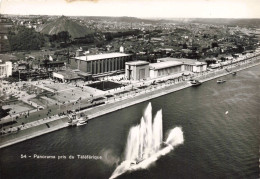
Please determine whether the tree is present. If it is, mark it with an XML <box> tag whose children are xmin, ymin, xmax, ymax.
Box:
<box><xmin>105</xmin><ymin>33</ymin><xmax>113</xmax><ymax>41</ymax></box>
<box><xmin>57</xmin><ymin>31</ymin><xmax>70</xmax><ymax>44</ymax></box>
<box><xmin>8</xmin><ymin>27</ymin><xmax>45</xmax><ymax>51</ymax></box>
<box><xmin>211</xmin><ymin>42</ymin><xmax>219</xmax><ymax>48</ymax></box>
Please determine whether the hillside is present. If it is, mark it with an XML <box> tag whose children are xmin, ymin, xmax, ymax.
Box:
<box><xmin>36</xmin><ymin>16</ymin><xmax>94</xmax><ymax>39</ymax></box>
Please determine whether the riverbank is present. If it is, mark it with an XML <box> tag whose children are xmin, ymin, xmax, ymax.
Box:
<box><xmin>84</xmin><ymin>58</ymin><xmax>260</xmax><ymax>120</ymax></box>
<box><xmin>0</xmin><ymin>57</ymin><xmax>259</xmax><ymax>149</ymax></box>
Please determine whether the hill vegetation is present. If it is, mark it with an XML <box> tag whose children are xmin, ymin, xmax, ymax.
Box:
<box><xmin>37</xmin><ymin>16</ymin><xmax>94</xmax><ymax>39</ymax></box>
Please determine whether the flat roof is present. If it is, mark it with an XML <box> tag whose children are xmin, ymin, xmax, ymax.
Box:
<box><xmin>125</xmin><ymin>61</ymin><xmax>149</xmax><ymax>66</ymax></box>
<box><xmin>53</xmin><ymin>71</ymin><xmax>81</xmax><ymax>80</ymax></box>
<box><xmin>75</xmin><ymin>52</ymin><xmax>131</xmax><ymax>61</ymax></box>
<box><xmin>158</xmin><ymin>57</ymin><xmax>206</xmax><ymax>65</ymax></box>
<box><xmin>149</xmin><ymin>61</ymin><xmax>183</xmax><ymax>70</ymax></box>
<box><xmin>77</xmin><ymin>72</ymin><xmax>92</xmax><ymax>77</ymax></box>
<box><xmin>40</xmin><ymin>61</ymin><xmax>65</xmax><ymax>65</ymax></box>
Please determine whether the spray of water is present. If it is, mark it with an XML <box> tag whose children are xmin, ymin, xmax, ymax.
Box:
<box><xmin>100</xmin><ymin>149</ymin><xmax>120</xmax><ymax>166</ymax></box>
<box><xmin>110</xmin><ymin>103</ymin><xmax>184</xmax><ymax>179</ymax></box>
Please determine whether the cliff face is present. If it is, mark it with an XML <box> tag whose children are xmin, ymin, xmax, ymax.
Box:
<box><xmin>36</xmin><ymin>16</ymin><xmax>94</xmax><ymax>39</ymax></box>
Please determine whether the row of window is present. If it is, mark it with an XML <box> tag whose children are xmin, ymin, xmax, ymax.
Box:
<box><xmin>158</xmin><ymin>66</ymin><xmax>181</xmax><ymax>76</ymax></box>
<box><xmin>184</xmin><ymin>65</ymin><xmax>193</xmax><ymax>71</ymax></box>
<box><xmin>86</xmin><ymin>57</ymin><xmax>128</xmax><ymax>74</ymax></box>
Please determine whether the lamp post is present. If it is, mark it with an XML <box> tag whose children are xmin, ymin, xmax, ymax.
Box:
<box><xmin>58</xmin><ymin>100</ymin><xmax>61</xmax><ymax>110</ymax></box>
<box><xmin>78</xmin><ymin>99</ymin><xmax>81</xmax><ymax>111</ymax></box>
<box><xmin>18</xmin><ymin>70</ymin><xmax>20</xmax><ymax>82</ymax></box>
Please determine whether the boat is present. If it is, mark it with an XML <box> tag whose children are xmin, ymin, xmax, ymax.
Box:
<box><xmin>76</xmin><ymin>119</ymin><xmax>88</xmax><ymax>126</ymax></box>
<box><xmin>67</xmin><ymin>113</ymin><xmax>86</xmax><ymax>127</ymax></box>
<box><xmin>190</xmin><ymin>80</ymin><xmax>202</xmax><ymax>86</ymax></box>
<box><xmin>232</xmin><ymin>72</ymin><xmax>237</xmax><ymax>75</ymax></box>
<box><xmin>130</xmin><ymin>157</ymin><xmax>144</xmax><ymax>165</ymax></box>
<box><xmin>217</xmin><ymin>79</ymin><xmax>226</xmax><ymax>83</ymax></box>
<box><xmin>67</xmin><ymin>119</ymin><xmax>79</xmax><ymax>126</ymax></box>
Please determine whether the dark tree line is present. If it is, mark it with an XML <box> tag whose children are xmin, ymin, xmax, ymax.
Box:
<box><xmin>48</xmin><ymin>31</ymin><xmax>71</xmax><ymax>43</ymax></box>
<box><xmin>8</xmin><ymin>27</ymin><xmax>45</xmax><ymax>51</ymax></box>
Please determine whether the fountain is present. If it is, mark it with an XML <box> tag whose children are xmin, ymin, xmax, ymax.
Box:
<box><xmin>110</xmin><ymin>103</ymin><xmax>184</xmax><ymax>179</ymax></box>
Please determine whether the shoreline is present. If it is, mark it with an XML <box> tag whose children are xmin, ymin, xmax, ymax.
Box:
<box><xmin>0</xmin><ymin>59</ymin><xmax>259</xmax><ymax>149</ymax></box>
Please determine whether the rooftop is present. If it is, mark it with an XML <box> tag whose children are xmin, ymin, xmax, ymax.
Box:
<box><xmin>149</xmin><ymin>61</ymin><xmax>183</xmax><ymax>70</ymax></box>
<box><xmin>53</xmin><ymin>70</ymin><xmax>81</xmax><ymax>80</ymax></box>
<box><xmin>158</xmin><ymin>57</ymin><xmax>207</xmax><ymax>65</ymax></box>
<box><xmin>75</xmin><ymin>52</ymin><xmax>131</xmax><ymax>61</ymax></box>
<box><xmin>125</xmin><ymin>61</ymin><xmax>149</xmax><ymax>66</ymax></box>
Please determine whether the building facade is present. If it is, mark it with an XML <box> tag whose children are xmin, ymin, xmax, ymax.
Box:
<box><xmin>125</xmin><ymin>57</ymin><xmax>208</xmax><ymax>80</ymax></box>
<box><xmin>70</xmin><ymin>53</ymin><xmax>132</xmax><ymax>76</ymax></box>
<box><xmin>158</xmin><ymin>58</ymin><xmax>207</xmax><ymax>73</ymax></box>
<box><xmin>125</xmin><ymin>61</ymin><xmax>149</xmax><ymax>80</ymax></box>
<box><xmin>52</xmin><ymin>70</ymin><xmax>82</xmax><ymax>82</ymax></box>
<box><xmin>0</xmin><ymin>61</ymin><xmax>12</xmax><ymax>78</ymax></box>
<box><xmin>149</xmin><ymin>61</ymin><xmax>183</xmax><ymax>79</ymax></box>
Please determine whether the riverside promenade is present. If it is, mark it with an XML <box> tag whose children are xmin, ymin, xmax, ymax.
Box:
<box><xmin>0</xmin><ymin>55</ymin><xmax>259</xmax><ymax>149</ymax></box>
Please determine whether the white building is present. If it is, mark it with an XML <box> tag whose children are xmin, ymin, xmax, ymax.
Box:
<box><xmin>0</xmin><ymin>61</ymin><xmax>12</xmax><ymax>78</ymax></box>
<box><xmin>158</xmin><ymin>58</ymin><xmax>207</xmax><ymax>73</ymax></box>
<box><xmin>119</xmin><ymin>46</ymin><xmax>124</xmax><ymax>53</ymax></box>
<box><xmin>125</xmin><ymin>61</ymin><xmax>149</xmax><ymax>80</ymax></box>
<box><xmin>149</xmin><ymin>61</ymin><xmax>183</xmax><ymax>79</ymax></box>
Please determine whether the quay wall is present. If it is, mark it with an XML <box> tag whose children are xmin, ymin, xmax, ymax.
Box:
<box><xmin>0</xmin><ymin>118</ymin><xmax>68</xmax><ymax>149</ymax></box>
<box><xmin>85</xmin><ymin>59</ymin><xmax>260</xmax><ymax>120</ymax></box>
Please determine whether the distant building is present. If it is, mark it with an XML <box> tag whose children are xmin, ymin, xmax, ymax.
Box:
<box><xmin>151</xmin><ymin>37</ymin><xmax>163</xmax><ymax>42</ymax></box>
<box><xmin>125</xmin><ymin>61</ymin><xmax>149</xmax><ymax>80</ymax></box>
<box><xmin>71</xmin><ymin>52</ymin><xmax>132</xmax><ymax>77</ymax></box>
<box><xmin>119</xmin><ymin>46</ymin><xmax>124</xmax><ymax>53</ymax></box>
<box><xmin>52</xmin><ymin>70</ymin><xmax>82</xmax><ymax>83</ymax></box>
<box><xmin>75</xmin><ymin>48</ymin><xmax>84</xmax><ymax>57</ymax></box>
<box><xmin>39</xmin><ymin>61</ymin><xmax>65</xmax><ymax>71</ymax></box>
<box><xmin>0</xmin><ymin>61</ymin><xmax>12</xmax><ymax>78</ymax></box>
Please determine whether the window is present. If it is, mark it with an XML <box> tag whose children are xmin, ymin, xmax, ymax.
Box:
<box><xmin>87</xmin><ymin>61</ymin><xmax>91</xmax><ymax>72</ymax></box>
<box><xmin>92</xmin><ymin>61</ymin><xmax>95</xmax><ymax>74</ymax></box>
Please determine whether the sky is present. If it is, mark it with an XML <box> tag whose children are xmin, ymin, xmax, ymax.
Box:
<box><xmin>0</xmin><ymin>0</ymin><xmax>260</xmax><ymax>18</ymax></box>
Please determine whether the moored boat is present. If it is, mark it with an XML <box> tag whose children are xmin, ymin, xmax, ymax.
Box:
<box><xmin>217</xmin><ymin>79</ymin><xmax>226</xmax><ymax>83</ymax></box>
<box><xmin>190</xmin><ymin>80</ymin><xmax>202</xmax><ymax>86</ymax></box>
<box><xmin>67</xmin><ymin>119</ymin><xmax>79</xmax><ymax>126</ymax></box>
<box><xmin>76</xmin><ymin>119</ymin><xmax>88</xmax><ymax>126</ymax></box>
<box><xmin>67</xmin><ymin>113</ymin><xmax>86</xmax><ymax>127</ymax></box>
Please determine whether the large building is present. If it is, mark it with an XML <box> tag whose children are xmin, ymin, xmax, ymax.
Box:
<box><xmin>0</xmin><ymin>61</ymin><xmax>12</xmax><ymax>78</ymax></box>
<box><xmin>125</xmin><ymin>57</ymin><xmax>208</xmax><ymax>80</ymax></box>
<box><xmin>158</xmin><ymin>58</ymin><xmax>207</xmax><ymax>73</ymax></box>
<box><xmin>70</xmin><ymin>52</ymin><xmax>132</xmax><ymax>77</ymax></box>
<box><xmin>149</xmin><ymin>61</ymin><xmax>183</xmax><ymax>79</ymax></box>
<box><xmin>125</xmin><ymin>61</ymin><xmax>149</xmax><ymax>80</ymax></box>
<box><xmin>52</xmin><ymin>70</ymin><xmax>84</xmax><ymax>82</ymax></box>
